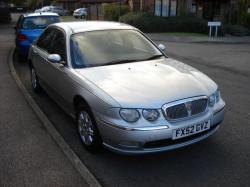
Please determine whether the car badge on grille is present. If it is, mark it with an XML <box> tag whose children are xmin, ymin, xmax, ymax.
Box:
<box><xmin>185</xmin><ymin>101</ymin><xmax>192</xmax><ymax>117</ymax></box>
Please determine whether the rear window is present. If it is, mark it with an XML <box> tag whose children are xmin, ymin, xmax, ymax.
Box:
<box><xmin>22</xmin><ymin>16</ymin><xmax>59</xmax><ymax>29</ymax></box>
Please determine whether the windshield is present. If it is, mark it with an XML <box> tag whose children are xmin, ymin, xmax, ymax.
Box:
<box><xmin>70</xmin><ymin>29</ymin><xmax>163</xmax><ymax>68</ymax></box>
<box><xmin>22</xmin><ymin>16</ymin><xmax>59</xmax><ymax>29</ymax></box>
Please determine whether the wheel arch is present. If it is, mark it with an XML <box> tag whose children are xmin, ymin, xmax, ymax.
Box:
<box><xmin>28</xmin><ymin>59</ymin><xmax>33</xmax><ymax>69</ymax></box>
<box><xmin>73</xmin><ymin>95</ymin><xmax>91</xmax><ymax>113</ymax></box>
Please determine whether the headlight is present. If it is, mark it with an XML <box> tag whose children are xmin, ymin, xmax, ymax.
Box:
<box><xmin>142</xmin><ymin>109</ymin><xmax>159</xmax><ymax>121</ymax></box>
<box><xmin>120</xmin><ymin>109</ymin><xmax>140</xmax><ymax>123</ymax></box>
<box><xmin>209</xmin><ymin>89</ymin><xmax>220</xmax><ymax>107</ymax></box>
<box><xmin>215</xmin><ymin>89</ymin><xmax>220</xmax><ymax>102</ymax></box>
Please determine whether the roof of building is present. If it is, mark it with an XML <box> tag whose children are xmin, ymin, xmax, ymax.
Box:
<box><xmin>56</xmin><ymin>0</ymin><xmax>122</xmax><ymax>3</ymax></box>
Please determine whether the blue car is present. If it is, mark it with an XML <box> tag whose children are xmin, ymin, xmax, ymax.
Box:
<box><xmin>15</xmin><ymin>12</ymin><xmax>60</xmax><ymax>58</ymax></box>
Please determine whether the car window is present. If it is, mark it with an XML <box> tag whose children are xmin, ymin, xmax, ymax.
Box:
<box><xmin>37</xmin><ymin>28</ymin><xmax>55</xmax><ymax>52</ymax></box>
<box><xmin>22</xmin><ymin>16</ymin><xmax>59</xmax><ymax>30</ymax></box>
<box><xmin>70</xmin><ymin>30</ymin><xmax>162</xmax><ymax>68</ymax></box>
<box><xmin>16</xmin><ymin>15</ymin><xmax>23</xmax><ymax>28</ymax></box>
<box><xmin>48</xmin><ymin>29</ymin><xmax>66</xmax><ymax>61</ymax></box>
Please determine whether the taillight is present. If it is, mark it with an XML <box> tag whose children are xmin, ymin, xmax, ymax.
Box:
<box><xmin>17</xmin><ymin>34</ymin><xmax>27</xmax><ymax>41</ymax></box>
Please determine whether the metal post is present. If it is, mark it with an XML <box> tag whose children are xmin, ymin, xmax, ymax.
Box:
<box><xmin>209</xmin><ymin>26</ymin><xmax>212</xmax><ymax>37</ymax></box>
<box><xmin>215</xmin><ymin>26</ymin><xmax>218</xmax><ymax>37</ymax></box>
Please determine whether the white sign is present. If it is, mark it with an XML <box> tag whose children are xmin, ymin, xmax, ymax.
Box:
<box><xmin>208</xmin><ymin>21</ymin><xmax>221</xmax><ymax>27</ymax></box>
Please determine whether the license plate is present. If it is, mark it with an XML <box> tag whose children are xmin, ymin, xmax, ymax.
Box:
<box><xmin>172</xmin><ymin>120</ymin><xmax>210</xmax><ymax>140</ymax></box>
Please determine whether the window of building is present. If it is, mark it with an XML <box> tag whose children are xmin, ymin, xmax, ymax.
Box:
<box><xmin>155</xmin><ymin>0</ymin><xmax>177</xmax><ymax>17</ymax></box>
<box><xmin>155</xmin><ymin>0</ymin><xmax>161</xmax><ymax>16</ymax></box>
<box><xmin>162</xmin><ymin>0</ymin><xmax>169</xmax><ymax>17</ymax></box>
<box><xmin>170</xmin><ymin>0</ymin><xmax>177</xmax><ymax>16</ymax></box>
<box><xmin>191</xmin><ymin>1</ymin><xmax>197</xmax><ymax>14</ymax></box>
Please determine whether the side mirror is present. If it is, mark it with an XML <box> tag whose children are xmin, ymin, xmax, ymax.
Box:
<box><xmin>48</xmin><ymin>54</ymin><xmax>65</xmax><ymax>65</ymax></box>
<box><xmin>158</xmin><ymin>44</ymin><xmax>166</xmax><ymax>52</ymax></box>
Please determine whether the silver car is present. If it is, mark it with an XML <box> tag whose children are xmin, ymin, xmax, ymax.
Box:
<box><xmin>73</xmin><ymin>8</ymin><xmax>87</xmax><ymax>19</ymax></box>
<box><xmin>28</xmin><ymin>21</ymin><xmax>226</xmax><ymax>154</ymax></box>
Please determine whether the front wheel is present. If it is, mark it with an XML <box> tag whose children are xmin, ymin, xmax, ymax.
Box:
<box><xmin>31</xmin><ymin>66</ymin><xmax>41</xmax><ymax>92</ymax></box>
<box><xmin>77</xmin><ymin>104</ymin><xmax>102</xmax><ymax>152</ymax></box>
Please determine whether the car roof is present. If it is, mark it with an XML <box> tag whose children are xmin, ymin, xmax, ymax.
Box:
<box><xmin>23</xmin><ymin>12</ymin><xmax>59</xmax><ymax>17</ymax></box>
<box><xmin>51</xmin><ymin>21</ymin><xmax>137</xmax><ymax>34</ymax></box>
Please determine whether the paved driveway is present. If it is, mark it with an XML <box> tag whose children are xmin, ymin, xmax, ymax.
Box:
<box><xmin>13</xmin><ymin>37</ymin><xmax>250</xmax><ymax>187</ymax></box>
<box><xmin>0</xmin><ymin>22</ymin><xmax>87</xmax><ymax>187</ymax></box>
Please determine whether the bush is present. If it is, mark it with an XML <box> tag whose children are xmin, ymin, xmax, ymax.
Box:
<box><xmin>103</xmin><ymin>3</ymin><xmax>129</xmax><ymax>21</ymax></box>
<box><xmin>224</xmin><ymin>24</ymin><xmax>250</xmax><ymax>36</ymax></box>
<box><xmin>244</xmin><ymin>13</ymin><xmax>250</xmax><ymax>30</ymax></box>
<box><xmin>0</xmin><ymin>8</ymin><xmax>11</xmax><ymax>24</ymax></box>
<box><xmin>163</xmin><ymin>15</ymin><xmax>208</xmax><ymax>34</ymax></box>
<box><xmin>120</xmin><ymin>12</ymin><xmax>208</xmax><ymax>34</ymax></box>
<box><xmin>237</xmin><ymin>0</ymin><xmax>248</xmax><ymax>25</ymax></box>
<box><xmin>120</xmin><ymin>12</ymin><xmax>166</xmax><ymax>32</ymax></box>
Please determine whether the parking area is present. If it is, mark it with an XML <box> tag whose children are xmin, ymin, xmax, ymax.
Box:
<box><xmin>13</xmin><ymin>39</ymin><xmax>250</xmax><ymax>187</ymax></box>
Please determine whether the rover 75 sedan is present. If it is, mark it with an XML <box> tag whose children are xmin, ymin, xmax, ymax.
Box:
<box><xmin>28</xmin><ymin>21</ymin><xmax>226</xmax><ymax>154</ymax></box>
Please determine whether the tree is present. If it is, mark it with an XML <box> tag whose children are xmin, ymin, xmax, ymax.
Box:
<box><xmin>237</xmin><ymin>0</ymin><xmax>248</xmax><ymax>25</ymax></box>
<box><xmin>5</xmin><ymin>0</ymin><xmax>26</xmax><ymax>6</ymax></box>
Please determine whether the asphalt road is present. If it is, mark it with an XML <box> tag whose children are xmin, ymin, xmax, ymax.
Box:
<box><xmin>14</xmin><ymin>40</ymin><xmax>250</xmax><ymax>186</ymax></box>
<box><xmin>0</xmin><ymin>24</ymin><xmax>87</xmax><ymax>186</ymax></box>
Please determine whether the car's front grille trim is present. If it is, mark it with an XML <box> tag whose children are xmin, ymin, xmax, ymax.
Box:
<box><xmin>162</xmin><ymin>96</ymin><xmax>208</xmax><ymax>121</ymax></box>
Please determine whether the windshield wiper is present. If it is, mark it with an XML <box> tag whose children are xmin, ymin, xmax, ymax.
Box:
<box><xmin>103</xmin><ymin>59</ymin><xmax>138</xmax><ymax>66</ymax></box>
<box><xmin>145</xmin><ymin>54</ymin><xmax>165</xmax><ymax>61</ymax></box>
<box><xmin>102</xmin><ymin>55</ymin><xmax>164</xmax><ymax>66</ymax></box>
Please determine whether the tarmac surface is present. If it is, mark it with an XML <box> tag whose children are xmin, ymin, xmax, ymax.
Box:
<box><xmin>0</xmin><ymin>21</ymin><xmax>88</xmax><ymax>187</ymax></box>
<box><xmin>2</xmin><ymin>13</ymin><xmax>250</xmax><ymax>186</ymax></box>
<box><xmin>13</xmin><ymin>30</ymin><xmax>250</xmax><ymax>186</ymax></box>
<box><xmin>147</xmin><ymin>33</ymin><xmax>250</xmax><ymax>44</ymax></box>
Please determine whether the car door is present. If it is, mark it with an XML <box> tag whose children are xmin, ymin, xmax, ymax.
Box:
<box><xmin>31</xmin><ymin>28</ymin><xmax>56</xmax><ymax>89</ymax></box>
<box><xmin>42</xmin><ymin>28</ymin><xmax>74</xmax><ymax>113</ymax></box>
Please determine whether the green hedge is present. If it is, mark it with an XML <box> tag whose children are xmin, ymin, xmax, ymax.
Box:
<box><xmin>224</xmin><ymin>24</ymin><xmax>250</xmax><ymax>36</ymax></box>
<box><xmin>244</xmin><ymin>13</ymin><xmax>250</xmax><ymax>30</ymax></box>
<box><xmin>120</xmin><ymin>12</ymin><xmax>209</xmax><ymax>33</ymax></box>
<box><xmin>103</xmin><ymin>3</ymin><xmax>129</xmax><ymax>21</ymax></box>
<box><xmin>0</xmin><ymin>8</ymin><xmax>11</xmax><ymax>24</ymax></box>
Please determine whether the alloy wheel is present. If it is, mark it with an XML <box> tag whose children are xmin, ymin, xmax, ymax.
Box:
<box><xmin>31</xmin><ymin>68</ymin><xmax>37</xmax><ymax>89</ymax></box>
<box><xmin>78</xmin><ymin>111</ymin><xmax>94</xmax><ymax>146</ymax></box>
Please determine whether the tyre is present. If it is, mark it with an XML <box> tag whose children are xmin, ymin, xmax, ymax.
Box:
<box><xmin>30</xmin><ymin>65</ymin><xmax>41</xmax><ymax>92</ymax></box>
<box><xmin>15</xmin><ymin>47</ymin><xmax>26</xmax><ymax>62</ymax></box>
<box><xmin>77</xmin><ymin>103</ymin><xmax>102</xmax><ymax>152</ymax></box>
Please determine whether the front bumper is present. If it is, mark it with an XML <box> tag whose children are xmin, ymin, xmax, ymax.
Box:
<box><xmin>73</xmin><ymin>13</ymin><xmax>84</xmax><ymax>17</ymax></box>
<box><xmin>96</xmin><ymin>102</ymin><xmax>226</xmax><ymax>155</ymax></box>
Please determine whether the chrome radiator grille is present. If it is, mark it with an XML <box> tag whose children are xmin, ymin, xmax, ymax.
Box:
<box><xmin>163</xmin><ymin>97</ymin><xmax>208</xmax><ymax>120</ymax></box>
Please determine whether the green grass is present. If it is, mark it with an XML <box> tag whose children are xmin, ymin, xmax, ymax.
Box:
<box><xmin>60</xmin><ymin>16</ymin><xmax>86</xmax><ymax>22</ymax></box>
<box><xmin>165</xmin><ymin>32</ymin><xmax>207</xmax><ymax>37</ymax></box>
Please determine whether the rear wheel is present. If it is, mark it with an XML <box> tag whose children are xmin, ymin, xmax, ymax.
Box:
<box><xmin>30</xmin><ymin>65</ymin><xmax>41</xmax><ymax>93</ymax></box>
<box><xmin>77</xmin><ymin>103</ymin><xmax>102</xmax><ymax>152</ymax></box>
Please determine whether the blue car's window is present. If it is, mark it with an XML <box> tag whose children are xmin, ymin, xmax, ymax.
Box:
<box><xmin>22</xmin><ymin>16</ymin><xmax>59</xmax><ymax>29</ymax></box>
